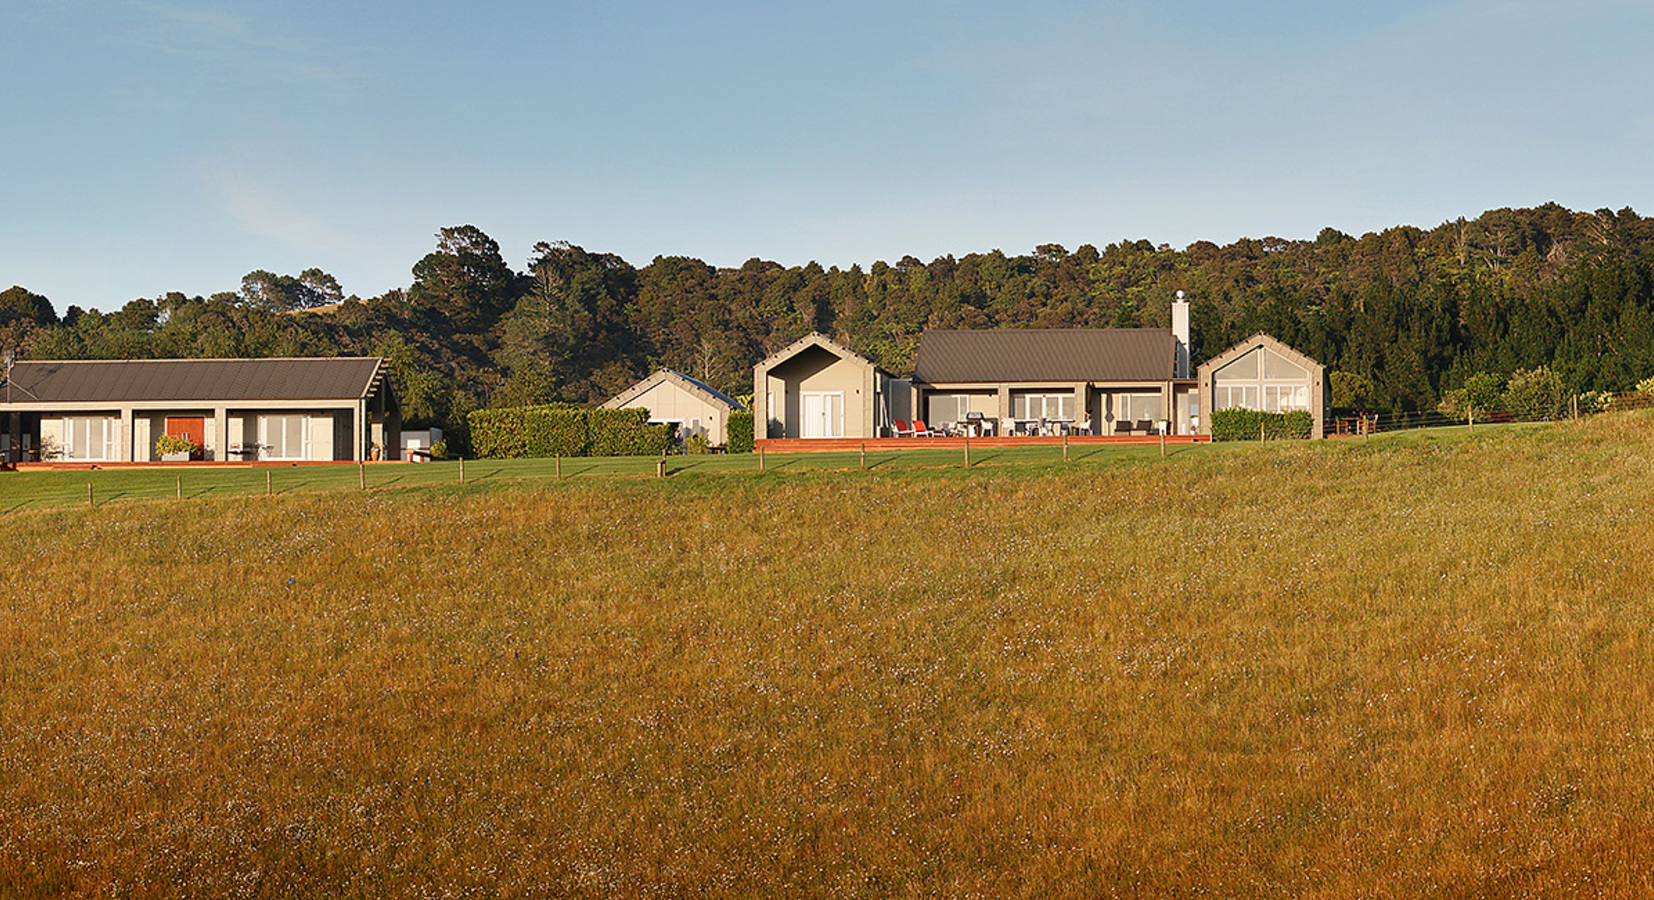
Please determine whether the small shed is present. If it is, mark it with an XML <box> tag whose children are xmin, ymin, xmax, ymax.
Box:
<box><xmin>600</xmin><ymin>369</ymin><xmax>744</xmax><ymax>448</ymax></box>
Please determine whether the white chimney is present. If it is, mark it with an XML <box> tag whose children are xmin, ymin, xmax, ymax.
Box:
<box><xmin>1172</xmin><ymin>290</ymin><xmax>1191</xmax><ymax>379</ymax></box>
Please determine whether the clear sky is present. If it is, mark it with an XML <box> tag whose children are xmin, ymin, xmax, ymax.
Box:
<box><xmin>4</xmin><ymin>0</ymin><xmax>1651</xmax><ymax>311</ymax></box>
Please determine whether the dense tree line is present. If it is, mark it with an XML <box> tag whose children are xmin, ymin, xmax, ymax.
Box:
<box><xmin>6</xmin><ymin>204</ymin><xmax>1654</xmax><ymax>450</ymax></box>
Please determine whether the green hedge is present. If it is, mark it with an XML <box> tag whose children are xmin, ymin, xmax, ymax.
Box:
<box><xmin>1210</xmin><ymin>408</ymin><xmax>1315</xmax><ymax>441</ymax></box>
<box><xmin>467</xmin><ymin>405</ymin><xmax>674</xmax><ymax>458</ymax></box>
<box><xmin>589</xmin><ymin>408</ymin><xmax>674</xmax><ymax>457</ymax></box>
<box><xmin>726</xmin><ymin>410</ymin><xmax>755</xmax><ymax>453</ymax></box>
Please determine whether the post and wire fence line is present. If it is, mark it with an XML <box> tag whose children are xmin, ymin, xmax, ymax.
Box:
<box><xmin>1212</xmin><ymin>386</ymin><xmax>1654</xmax><ymax>443</ymax></box>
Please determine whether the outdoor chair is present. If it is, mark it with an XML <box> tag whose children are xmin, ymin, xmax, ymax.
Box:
<box><xmin>1135</xmin><ymin>420</ymin><xmax>1154</xmax><ymax>434</ymax></box>
<box><xmin>912</xmin><ymin>419</ymin><xmax>941</xmax><ymax>437</ymax></box>
<box><xmin>1113</xmin><ymin>421</ymin><xmax>1133</xmax><ymax>435</ymax></box>
<box><xmin>893</xmin><ymin>419</ymin><xmax>916</xmax><ymax>437</ymax></box>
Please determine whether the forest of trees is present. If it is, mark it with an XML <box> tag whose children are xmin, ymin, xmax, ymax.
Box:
<box><xmin>5</xmin><ymin>203</ymin><xmax>1654</xmax><ymax>450</ymax></box>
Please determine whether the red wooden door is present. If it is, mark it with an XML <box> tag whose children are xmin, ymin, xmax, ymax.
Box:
<box><xmin>165</xmin><ymin>417</ymin><xmax>205</xmax><ymax>459</ymax></box>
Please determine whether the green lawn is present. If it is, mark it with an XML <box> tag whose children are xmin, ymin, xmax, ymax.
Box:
<box><xmin>0</xmin><ymin>437</ymin><xmax>1286</xmax><ymax>514</ymax></box>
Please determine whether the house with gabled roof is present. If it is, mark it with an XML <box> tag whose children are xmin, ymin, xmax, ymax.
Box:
<box><xmin>752</xmin><ymin>333</ymin><xmax>910</xmax><ymax>439</ymax></box>
<box><xmin>911</xmin><ymin>327</ymin><xmax>1197</xmax><ymax>436</ymax></box>
<box><xmin>600</xmin><ymin>368</ymin><xmax>745</xmax><ymax>448</ymax></box>
<box><xmin>0</xmin><ymin>357</ymin><xmax>400</xmax><ymax>464</ymax></box>
<box><xmin>1196</xmin><ymin>333</ymin><xmax>1328</xmax><ymax>439</ymax></box>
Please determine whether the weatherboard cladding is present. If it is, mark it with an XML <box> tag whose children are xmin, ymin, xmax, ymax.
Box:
<box><xmin>911</xmin><ymin>329</ymin><xmax>1177</xmax><ymax>384</ymax></box>
<box><xmin>6</xmin><ymin>358</ymin><xmax>384</xmax><ymax>404</ymax></box>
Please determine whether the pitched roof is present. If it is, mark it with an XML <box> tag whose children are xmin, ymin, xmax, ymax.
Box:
<box><xmin>601</xmin><ymin>368</ymin><xmax>745</xmax><ymax>411</ymax></box>
<box><xmin>1195</xmin><ymin>333</ymin><xmax>1324</xmax><ymax>378</ymax></box>
<box><xmin>911</xmin><ymin>329</ymin><xmax>1176</xmax><ymax>384</ymax></box>
<box><xmin>753</xmin><ymin>332</ymin><xmax>882</xmax><ymax>374</ymax></box>
<box><xmin>2</xmin><ymin>358</ymin><xmax>388</xmax><ymax>404</ymax></box>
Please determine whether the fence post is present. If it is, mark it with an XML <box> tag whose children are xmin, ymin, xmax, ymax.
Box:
<box><xmin>87</xmin><ymin>483</ymin><xmax>94</xmax><ymax>509</ymax></box>
<box><xmin>1160</xmin><ymin>430</ymin><xmax>1166</xmax><ymax>458</ymax></box>
<box><xmin>556</xmin><ymin>454</ymin><xmax>562</xmax><ymax>479</ymax></box>
<box><xmin>267</xmin><ymin>470</ymin><xmax>272</xmax><ymax>495</ymax></box>
<box><xmin>1469</xmin><ymin>408</ymin><xmax>1474</xmax><ymax>432</ymax></box>
<box><xmin>964</xmin><ymin>437</ymin><xmax>971</xmax><ymax>469</ymax></box>
<box><xmin>1260</xmin><ymin>422</ymin><xmax>1266</xmax><ymax>443</ymax></box>
<box><xmin>459</xmin><ymin>457</ymin><xmax>465</xmax><ymax>484</ymax></box>
<box><xmin>860</xmin><ymin>442</ymin><xmax>865</xmax><ymax>470</ymax></box>
<box><xmin>759</xmin><ymin>446</ymin><xmax>765</xmax><ymax>472</ymax></box>
<box><xmin>657</xmin><ymin>454</ymin><xmax>667</xmax><ymax>478</ymax></box>
<box><xmin>1063</xmin><ymin>432</ymin><xmax>1069</xmax><ymax>462</ymax></box>
<box><xmin>177</xmin><ymin>474</ymin><xmax>182</xmax><ymax>500</ymax></box>
<box><xmin>359</xmin><ymin>462</ymin><xmax>366</xmax><ymax>490</ymax></box>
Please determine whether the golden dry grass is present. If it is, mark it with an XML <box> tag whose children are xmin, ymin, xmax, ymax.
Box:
<box><xmin>4</xmin><ymin>415</ymin><xmax>1654</xmax><ymax>897</ymax></box>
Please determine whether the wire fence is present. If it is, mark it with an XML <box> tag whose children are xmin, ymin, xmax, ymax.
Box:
<box><xmin>1215</xmin><ymin>388</ymin><xmax>1654</xmax><ymax>442</ymax></box>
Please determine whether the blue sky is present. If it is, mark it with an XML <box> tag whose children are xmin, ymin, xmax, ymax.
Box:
<box><xmin>4</xmin><ymin>0</ymin><xmax>1651</xmax><ymax>312</ymax></box>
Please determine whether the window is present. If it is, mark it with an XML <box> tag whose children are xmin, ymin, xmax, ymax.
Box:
<box><xmin>1012</xmin><ymin>392</ymin><xmax>1074</xmax><ymax>421</ymax></box>
<box><xmin>928</xmin><ymin>394</ymin><xmax>971</xmax><ymax>428</ymax></box>
<box><xmin>260</xmin><ymin>414</ymin><xmax>311</xmax><ymax>460</ymax></box>
<box><xmin>1212</xmin><ymin>346</ymin><xmax>1311</xmax><ymax>413</ymax></box>
<box><xmin>63</xmin><ymin>416</ymin><xmax>117</xmax><ymax>460</ymax></box>
<box><xmin>1110</xmin><ymin>393</ymin><xmax>1163</xmax><ymax>422</ymax></box>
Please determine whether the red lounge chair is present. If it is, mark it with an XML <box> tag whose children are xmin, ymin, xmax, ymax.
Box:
<box><xmin>912</xmin><ymin>419</ymin><xmax>941</xmax><ymax>437</ymax></box>
<box><xmin>893</xmin><ymin>419</ymin><xmax>916</xmax><ymax>437</ymax></box>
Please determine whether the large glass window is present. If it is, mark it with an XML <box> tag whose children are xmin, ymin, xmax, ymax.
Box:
<box><xmin>1111</xmin><ymin>393</ymin><xmax>1163</xmax><ymax>422</ymax></box>
<box><xmin>260</xmin><ymin>414</ymin><xmax>311</xmax><ymax>460</ymax></box>
<box><xmin>927</xmin><ymin>394</ymin><xmax>971</xmax><ymax>428</ymax></box>
<box><xmin>1213</xmin><ymin>347</ymin><xmax>1311</xmax><ymax>413</ymax></box>
<box><xmin>64</xmin><ymin>416</ymin><xmax>117</xmax><ymax>460</ymax></box>
<box><xmin>1012</xmin><ymin>392</ymin><xmax>1074</xmax><ymax>421</ymax></box>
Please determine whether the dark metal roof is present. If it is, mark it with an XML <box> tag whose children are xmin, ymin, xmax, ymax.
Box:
<box><xmin>3</xmin><ymin>358</ymin><xmax>387</xmax><ymax>404</ymax></box>
<box><xmin>911</xmin><ymin>329</ymin><xmax>1176</xmax><ymax>384</ymax></box>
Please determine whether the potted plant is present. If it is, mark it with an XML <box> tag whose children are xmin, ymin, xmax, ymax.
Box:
<box><xmin>155</xmin><ymin>433</ymin><xmax>200</xmax><ymax>462</ymax></box>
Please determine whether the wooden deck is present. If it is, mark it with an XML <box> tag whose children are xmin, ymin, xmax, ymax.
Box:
<box><xmin>756</xmin><ymin>434</ymin><xmax>1211</xmax><ymax>453</ymax></box>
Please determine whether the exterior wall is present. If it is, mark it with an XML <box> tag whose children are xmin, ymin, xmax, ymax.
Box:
<box><xmin>310</xmin><ymin>413</ymin><xmax>335</xmax><ymax>461</ymax></box>
<box><xmin>39</xmin><ymin>417</ymin><xmax>64</xmax><ymax>459</ymax></box>
<box><xmin>623</xmin><ymin>381</ymin><xmax>732</xmax><ymax>446</ymax></box>
<box><xmin>763</xmin><ymin>347</ymin><xmax>874</xmax><ymax>439</ymax></box>
<box><xmin>1197</xmin><ymin>337</ymin><xmax>1327</xmax><ymax>439</ymax></box>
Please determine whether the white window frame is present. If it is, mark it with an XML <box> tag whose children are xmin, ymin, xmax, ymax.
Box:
<box><xmin>800</xmin><ymin>391</ymin><xmax>844</xmax><ymax>438</ymax></box>
<box><xmin>63</xmin><ymin>416</ymin><xmax>118</xmax><ymax>461</ymax></box>
<box><xmin>259</xmin><ymin>414</ymin><xmax>312</xmax><ymax>461</ymax></box>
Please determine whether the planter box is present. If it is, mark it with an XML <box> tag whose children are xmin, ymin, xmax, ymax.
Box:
<box><xmin>161</xmin><ymin>452</ymin><xmax>190</xmax><ymax>463</ymax></box>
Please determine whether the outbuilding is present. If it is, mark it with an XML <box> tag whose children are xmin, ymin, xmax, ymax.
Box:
<box><xmin>600</xmin><ymin>368</ymin><xmax>745</xmax><ymax>448</ymax></box>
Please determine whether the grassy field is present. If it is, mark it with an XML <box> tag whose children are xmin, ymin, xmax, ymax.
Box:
<box><xmin>4</xmin><ymin>416</ymin><xmax>1654</xmax><ymax>897</ymax></box>
<box><xmin>1</xmin><ymin>441</ymin><xmax>1191</xmax><ymax>515</ymax></box>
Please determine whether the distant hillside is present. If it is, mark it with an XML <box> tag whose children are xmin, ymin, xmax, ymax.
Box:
<box><xmin>8</xmin><ymin>204</ymin><xmax>1654</xmax><ymax>451</ymax></box>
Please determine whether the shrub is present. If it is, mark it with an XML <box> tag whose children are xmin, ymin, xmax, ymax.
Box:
<box><xmin>727</xmin><ymin>410</ymin><xmax>755</xmax><ymax>453</ymax></box>
<box><xmin>467</xmin><ymin>406</ymin><xmax>588</xmax><ymax>458</ymax></box>
<box><xmin>1328</xmin><ymin>371</ymin><xmax>1374</xmax><ymax>409</ymax></box>
<box><xmin>1576</xmin><ymin>391</ymin><xmax>1613</xmax><ymax>415</ymax></box>
<box><xmin>1503</xmin><ymin>367</ymin><xmax>1570</xmax><ymax>422</ymax></box>
<box><xmin>1209</xmin><ymin>408</ymin><xmax>1315</xmax><ymax>441</ymax></box>
<box><xmin>686</xmin><ymin>434</ymin><xmax>710</xmax><ymax>455</ymax></box>
<box><xmin>589</xmin><ymin>408</ymin><xmax>673</xmax><ymax>457</ymax></box>
<box><xmin>154</xmin><ymin>433</ymin><xmax>199</xmax><ymax>457</ymax></box>
<box><xmin>1438</xmin><ymin>372</ymin><xmax>1507</xmax><ymax>421</ymax></box>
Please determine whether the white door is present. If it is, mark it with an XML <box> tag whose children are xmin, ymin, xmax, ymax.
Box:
<box><xmin>801</xmin><ymin>392</ymin><xmax>843</xmax><ymax>438</ymax></box>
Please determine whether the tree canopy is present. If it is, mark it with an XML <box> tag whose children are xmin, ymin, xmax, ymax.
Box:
<box><xmin>11</xmin><ymin>203</ymin><xmax>1654</xmax><ymax>449</ymax></box>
